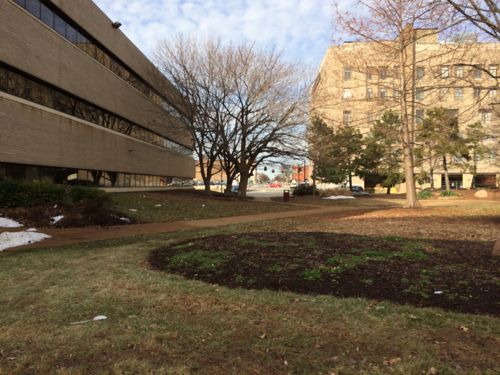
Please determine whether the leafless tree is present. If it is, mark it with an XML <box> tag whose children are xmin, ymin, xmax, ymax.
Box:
<box><xmin>154</xmin><ymin>36</ymin><xmax>229</xmax><ymax>193</ymax></box>
<box><xmin>220</xmin><ymin>44</ymin><xmax>309</xmax><ymax>196</ymax></box>
<box><xmin>444</xmin><ymin>0</ymin><xmax>500</xmax><ymax>40</ymax></box>
<box><xmin>327</xmin><ymin>0</ymin><xmax>477</xmax><ymax>207</ymax></box>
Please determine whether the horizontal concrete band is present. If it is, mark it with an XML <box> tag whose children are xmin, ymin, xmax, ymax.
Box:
<box><xmin>0</xmin><ymin>0</ymin><xmax>192</xmax><ymax>148</ymax></box>
<box><xmin>0</xmin><ymin>94</ymin><xmax>195</xmax><ymax>179</ymax></box>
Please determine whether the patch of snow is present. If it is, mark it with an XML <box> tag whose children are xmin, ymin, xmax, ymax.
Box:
<box><xmin>0</xmin><ymin>217</ymin><xmax>23</xmax><ymax>228</ymax></box>
<box><xmin>154</xmin><ymin>204</ymin><xmax>162</xmax><ymax>207</ymax></box>
<box><xmin>119</xmin><ymin>217</ymin><xmax>131</xmax><ymax>223</ymax></box>
<box><xmin>26</xmin><ymin>228</ymin><xmax>38</xmax><ymax>232</ymax></box>
<box><xmin>322</xmin><ymin>195</ymin><xmax>355</xmax><ymax>200</ymax></box>
<box><xmin>434</xmin><ymin>290</ymin><xmax>444</xmax><ymax>295</ymax></box>
<box><xmin>0</xmin><ymin>231</ymin><xmax>51</xmax><ymax>251</ymax></box>
<box><xmin>129</xmin><ymin>209</ymin><xmax>138</xmax><ymax>212</ymax></box>
<box><xmin>50</xmin><ymin>215</ymin><xmax>65</xmax><ymax>225</ymax></box>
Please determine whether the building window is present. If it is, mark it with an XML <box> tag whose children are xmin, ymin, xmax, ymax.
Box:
<box><xmin>416</xmin><ymin>66</ymin><xmax>425</xmax><ymax>79</ymax></box>
<box><xmin>366</xmin><ymin>87</ymin><xmax>373</xmax><ymax>99</ymax></box>
<box><xmin>26</xmin><ymin>0</ymin><xmax>41</xmax><ymax>17</ymax></box>
<box><xmin>344</xmin><ymin>67</ymin><xmax>352</xmax><ymax>80</ymax></box>
<box><xmin>454</xmin><ymin>88</ymin><xmax>463</xmax><ymax>100</ymax></box>
<box><xmin>441</xmin><ymin>65</ymin><xmax>450</xmax><ymax>78</ymax></box>
<box><xmin>416</xmin><ymin>109</ymin><xmax>424</xmax><ymax>124</ymax></box>
<box><xmin>379</xmin><ymin>67</ymin><xmax>388</xmax><ymax>80</ymax></box>
<box><xmin>13</xmin><ymin>0</ymin><xmax>188</xmax><ymax>125</ymax></box>
<box><xmin>40</xmin><ymin>3</ymin><xmax>54</xmax><ymax>27</ymax></box>
<box><xmin>415</xmin><ymin>88</ymin><xmax>424</xmax><ymax>100</ymax></box>
<box><xmin>489</xmin><ymin>64</ymin><xmax>498</xmax><ymax>78</ymax></box>
<box><xmin>473</xmin><ymin>87</ymin><xmax>481</xmax><ymax>99</ymax></box>
<box><xmin>393</xmin><ymin>89</ymin><xmax>401</xmax><ymax>98</ymax></box>
<box><xmin>342</xmin><ymin>88</ymin><xmax>352</xmax><ymax>99</ymax></box>
<box><xmin>473</xmin><ymin>65</ymin><xmax>482</xmax><ymax>79</ymax></box>
<box><xmin>0</xmin><ymin>64</ymin><xmax>193</xmax><ymax>156</ymax></box>
<box><xmin>343</xmin><ymin>110</ymin><xmax>352</xmax><ymax>125</ymax></box>
<box><xmin>393</xmin><ymin>67</ymin><xmax>400</xmax><ymax>79</ymax></box>
<box><xmin>455</xmin><ymin>65</ymin><xmax>464</xmax><ymax>78</ymax></box>
<box><xmin>489</xmin><ymin>89</ymin><xmax>497</xmax><ymax>98</ymax></box>
<box><xmin>481</xmin><ymin>111</ymin><xmax>492</xmax><ymax>123</ymax></box>
<box><xmin>439</xmin><ymin>88</ymin><xmax>448</xmax><ymax>99</ymax></box>
<box><xmin>379</xmin><ymin>87</ymin><xmax>387</xmax><ymax>99</ymax></box>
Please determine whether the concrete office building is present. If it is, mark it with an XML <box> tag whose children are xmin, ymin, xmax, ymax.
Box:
<box><xmin>0</xmin><ymin>0</ymin><xmax>195</xmax><ymax>187</ymax></box>
<box><xmin>312</xmin><ymin>27</ymin><xmax>499</xmax><ymax>190</ymax></box>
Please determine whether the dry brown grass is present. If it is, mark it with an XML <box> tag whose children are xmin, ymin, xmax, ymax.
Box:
<box><xmin>0</xmin><ymin>198</ymin><xmax>499</xmax><ymax>374</ymax></box>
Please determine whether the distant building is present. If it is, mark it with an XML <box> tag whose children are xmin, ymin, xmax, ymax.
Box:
<box><xmin>312</xmin><ymin>27</ymin><xmax>499</xmax><ymax>190</ymax></box>
<box><xmin>0</xmin><ymin>0</ymin><xmax>194</xmax><ymax>187</ymax></box>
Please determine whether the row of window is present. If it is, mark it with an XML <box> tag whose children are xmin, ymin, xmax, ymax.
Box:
<box><xmin>13</xmin><ymin>0</ymin><xmax>189</xmax><ymax>126</ymax></box>
<box><xmin>0</xmin><ymin>64</ymin><xmax>192</xmax><ymax>156</ymax></box>
<box><xmin>0</xmin><ymin>162</ymin><xmax>193</xmax><ymax>187</ymax></box>
<box><xmin>343</xmin><ymin>108</ymin><xmax>493</xmax><ymax>126</ymax></box>
<box><xmin>343</xmin><ymin>64</ymin><xmax>498</xmax><ymax>81</ymax></box>
<box><xmin>438</xmin><ymin>64</ymin><xmax>497</xmax><ymax>79</ymax></box>
<box><xmin>342</xmin><ymin>86</ymin><xmax>497</xmax><ymax>101</ymax></box>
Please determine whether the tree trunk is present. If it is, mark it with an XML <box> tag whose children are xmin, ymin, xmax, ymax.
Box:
<box><xmin>238</xmin><ymin>168</ymin><xmax>250</xmax><ymax>198</ymax></box>
<box><xmin>203</xmin><ymin>178</ymin><xmax>212</xmax><ymax>194</ymax></box>
<box><xmin>403</xmin><ymin>145</ymin><xmax>420</xmax><ymax>207</ymax></box>
<box><xmin>348</xmin><ymin>174</ymin><xmax>353</xmax><ymax>191</ymax></box>
<box><xmin>386</xmin><ymin>186</ymin><xmax>391</xmax><ymax>194</ymax></box>
<box><xmin>471</xmin><ymin>151</ymin><xmax>477</xmax><ymax>189</ymax></box>
<box><xmin>443</xmin><ymin>155</ymin><xmax>450</xmax><ymax>191</ymax></box>
<box><xmin>224</xmin><ymin>174</ymin><xmax>235</xmax><ymax>194</ymax></box>
<box><xmin>430</xmin><ymin>166</ymin><xmax>434</xmax><ymax>190</ymax></box>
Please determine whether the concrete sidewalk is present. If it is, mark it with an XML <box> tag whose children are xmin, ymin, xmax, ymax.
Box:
<box><xmin>8</xmin><ymin>205</ymin><xmax>364</xmax><ymax>251</ymax></box>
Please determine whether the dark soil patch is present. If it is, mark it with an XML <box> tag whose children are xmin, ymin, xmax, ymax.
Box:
<box><xmin>1</xmin><ymin>203</ymin><xmax>136</xmax><ymax>228</ymax></box>
<box><xmin>149</xmin><ymin>232</ymin><xmax>500</xmax><ymax>316</ymax></box>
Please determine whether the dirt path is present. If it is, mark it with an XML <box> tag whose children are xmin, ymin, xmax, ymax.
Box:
<box><xmin>5</xmin><ymin>205</ymin><xmax>371</xmax><ymax>251</ymax></box>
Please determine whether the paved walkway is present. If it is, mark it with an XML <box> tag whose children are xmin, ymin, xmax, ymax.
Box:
<box><xmin>7</xmin><ymin>205</ymin><xmax>366</xmax><ymax>251</ymax></box>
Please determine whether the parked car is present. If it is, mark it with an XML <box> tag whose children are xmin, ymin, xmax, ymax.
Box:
<box><xmin>231</xmin><ymin>185</ymin><xmax>239</xmax><ymax>195</ymax></box>
<box><xmin>351</xmin><ymin>185</ymin><xmax>369</xmax><ymax>195</ymax></box>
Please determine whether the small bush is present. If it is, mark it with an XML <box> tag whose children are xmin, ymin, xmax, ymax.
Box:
<box><xmin>440</xmin><ymin>190</ymin><xmax>459</xmax><ymax>197</ymax></box>
<box><xmin>293</xmin><ymin>184</ymin><xmax>318</xmax><ymax>196</ymax></box>
<box><xmin>69</xmin><ymin>186</ymin><xmax>108</xmax><ymax>204</ymax></box>
<box><xmin>417</xmin><ymin>189</ymin><xmax>433</xmax><ymax>200</ymax></box>
<box><xmin>0</xmin><ymin>180</ymin><xmax>65</xmax><ymax>208</ymax></box>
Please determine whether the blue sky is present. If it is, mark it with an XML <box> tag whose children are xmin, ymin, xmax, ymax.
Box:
<box><xmin>93</xmin><ymin>0</ymin><xmax>335</xmax><ymax>69</ymax></box>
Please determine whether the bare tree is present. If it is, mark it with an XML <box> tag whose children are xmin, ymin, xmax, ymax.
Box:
<box><xmin>219</xmin><ymin>44</ymin><xmax>309</xmax><ymax>197</ymax></box>
<box><xmin>154</xmin><ymin>37</ymin><xmax>229</xmax><ymax>194</ymax></box>
<box><xmin>444</xmin><ymin>0</ymin><xmax>500</xmax><ymax>40</ymax></box>
<box><xmin>325</xmin><ymin>0</ymin><xmax>476</xmax><ymax>207</ymax></box>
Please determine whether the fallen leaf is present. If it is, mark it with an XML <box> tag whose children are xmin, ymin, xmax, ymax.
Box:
<box><xmin>459</xmin><ymin>325</ymin><xmax>469</xmax><ymax>332</ymax></box>
<box><xmin>259</xmin><ymin>333</ymin><xmax>266</xmax><ymax>339</ymax></box>
<box><xmin>383</xmin><ymin>357</ymin><xmax>401</xmax><ymax>366</ymax></box>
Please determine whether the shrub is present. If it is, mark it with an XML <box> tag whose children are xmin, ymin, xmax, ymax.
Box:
<box><xmin>417</xmin><ymin>189</ymin><xmax>433</xmax><ymax>200</ymax></box>
<box><xmin>69</xmin><ymin>186</ymin><xmax>108</xmax><ymax>204</ymax></box>
<box><xmin>292</xmin><ymin>184</ymin><xmax>318</xmax><ymax>196</ymax></box>
<box><xmin>0</xmin><ymin>180</ymin><xmax>65</xmax><ymax>208</ymax></box>
<box><xmin>440</xmin><ymin>189</ymin><xmax>459</xmax><ymax>197</ymax></box>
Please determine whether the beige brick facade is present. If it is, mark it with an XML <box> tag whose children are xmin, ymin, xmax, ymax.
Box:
<box><xmin>0</xmin><ymin>0</ymin><xmax>194</xmax><ymax>186</ymax></box>
<box><xmin>312</xmin><ymin>28</ymin><xmax>499</xmax><ymax>190</ymax></box>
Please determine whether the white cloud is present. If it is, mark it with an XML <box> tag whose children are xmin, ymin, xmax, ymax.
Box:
<box><xmin>92</xmin><ymin>0</ymin><xmax>334</xmax><ymax>67</ymax></box>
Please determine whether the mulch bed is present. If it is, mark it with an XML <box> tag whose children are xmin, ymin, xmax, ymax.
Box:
<box><xmin>1</xmin><ymin>204</ymin><xmax>135</xmax><ymax>228</ymax></box>
<box><xmin>149</xmin><ymin>232</ymin><xmax>499</xmax><ymax>316</ymax></box>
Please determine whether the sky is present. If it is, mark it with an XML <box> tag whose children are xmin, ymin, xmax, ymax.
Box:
<box><xmin>92</xmin><ymin>0</ymin><xmax>335</xmax><ymax>70</ymax></box>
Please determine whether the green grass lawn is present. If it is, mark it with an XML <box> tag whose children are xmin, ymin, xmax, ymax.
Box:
<box><xmin>111</xmin><ymin>190</ymin><xmax>309</xmax><ymax>223</ymax></box>
<box><xmin>1</xmin><ymin>209</ymin><xmax>499</xmax><ymax>374</ymax></box>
